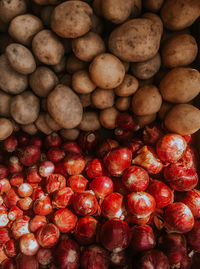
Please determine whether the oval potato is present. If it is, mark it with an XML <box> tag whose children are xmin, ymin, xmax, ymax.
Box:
<box><xmin>47</xmin><ymin>84</ymin><xmax>83</xmax><ymax>129</ymax></box>
<box><xmin>99</xmin><ymin>107</ymin><xmax>119</xmax><ymax>129</ymax></box>
<box><xmin>0</xmin><ymin>118</ymin><xmax>13</xmax><ymax>140</ymax></box>
<box><xmin>135</xmin><ymin>113</ymin><xmax>157</xmax><ymax>128</ymax></box>
<box><xmin>0</xmin><ymin>91</ymin><xmax>12</xmax><ymax>117</ymax></box>
<box><xmin>35</xmin><ymin>113</ymin><xmax>53</xmax><ymax>135</ymax></box>
<box><xmin>114</xmin><ymin>74</ymin><xmax>139</xmax><ymax>97</ymax></box>
<box><xmin>60</xmin><ymin>128</ymin><xmax>80</xmax><ymax>141</ymax></box>
<box><xmin>165</xmin><ymin>104</ymin><xmax>200</xmax><ymax>135</ymax></box>
<box><xmin>0</xmin><ymin>0</ymin><xmax>27</xmax><ymax>23</ymax></box>
<box><xmin>92</xmin><ymin>88</ymin><xmax>115</xmax><ymax>109</ymax></box>
<box><xmin>78</xmin><ymin>111</ymin><xmax>101</xmax><ymax>131</ymax></box>
<box><xmin>159</xmin><ymin>68</ymin><xmax>200</xmax><ymax>103</ymax></box>
<box><xmin>21</xmin><ymin>123</ymin><xmax>38</xmax><ymax>135</ymax></box>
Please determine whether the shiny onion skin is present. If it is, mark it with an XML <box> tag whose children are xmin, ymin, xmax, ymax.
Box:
<box><xmin>187</xmin><ymin>220</ymin><xmax>200</xmax><ymax>252</ymax></box>
<box><xmin>137</xmin><ymin>249</ymin><xmax>170</xmax><ymax>269</ymax></box>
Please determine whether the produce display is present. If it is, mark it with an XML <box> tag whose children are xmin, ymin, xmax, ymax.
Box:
<box><xmin>0</xmin><ymin>0</ymin><xmax>200</xmax><ymax>268</ymax></box>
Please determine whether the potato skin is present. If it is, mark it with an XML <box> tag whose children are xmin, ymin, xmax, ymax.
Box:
<box><xmin>60</xmin><ymin>128</ymin><xmax>80</xmax><ymax>141</ymax></box>
<box><xmin>0</xmin><ymin>118</ymin><xmax>13</xmax><ymax>140</ymax></box>
<box><xmin>131</xmin><ymin>53</ymin><xmax>161</xmax><ymax>80</ymax></box>
<box><xmin>135</xmin><ymin>113</ymin><xmax>157</xmax><ymax>128</ymax></box>
<box><xmin>9</xmin><ymin>14</ymin><xmax>43</xmax><ymax>46</ymax></box>
<box><xmin>32</xmin><ymin>30</ymin><xmax>64</xmax><ymax>65</ymax></box>
<box><xmin>0</xmin><ymin>0</ymin><xmax>27</xmax><ymax>23</ymax></box>
<box><xmin>161</xmin><ymin>34</ymin><xmax>198</xmax><ymax>68</ymax></box>
<box><xmin>29</xmin><ymin>67</ymin><xmax>58</xmax><ymax>97</ymax></box>
<box><xmin>99</xmin><ymin>107</ymin><xmax>119</xmax><ymax>129</ymax></box>
<box><xmin>101</xmin><ymin>0</ymin><xmax>132</xmax><ymax>24</ymax></box>
<box><xmin>35</xmin><ymin>113</ymin><xmax>53</xmax><ymax>135</ymax></box>
<box><xmin>72</xmin><ymin>32</ymin><xmax>106</xmax><ymax>62</ymax></box>
<box><xmin>0</xmin><ymin>54</ymin><xmax>28</xmax><ymax>95</ymax></box>
<box><xmin>21</xmin><ymin>123</ymin><xmax>38</xmax><ymax>135</ymax></box>
<box><xmin>0</xmin><ymin>91</ymin><xmax>12</xmax><ymax>117</ymax></box>
<box><xmin>66</xmin><ymin>54</ymin><xmax>88</xmax><ymax>74</ymax></box>
<box><xmin>78</xmin><ymin>111</ymin><xmax>101</xmax><ymax>131</ymax></box>
<box><xmin>161</xmin><ymin>0</ymin><xmax>200</xmax><ymax>31</ymax></box>
<box><xmin>72</xmin><ymin>70</ymin><xmax>96</xmax><ymax>94</ymax></box>
<box><xmin>89</xmin><ymin>53</ymin><xmax>125</xmax><ymax>89</ymax></box>
<box><xmin>114</xmin><ymin>74</ymin><xmax>139</xmax><ymax>97</ymax></box>
<box><xmin>51</xmin><ymin>1</ymin><xmax>93</xmax><ymax>38</ymax></box>
<box><xmin>108</xmin><ymin>17</ymin><xmax>162</xmax><ymax>62</ymax></box>
<box><xmin>132</xmin><ymin>85</ymin><xmax>162</xmax><ymax>116</ymax></box>
<box><xmin>6</xmin><ymin>43</ymin><xmax>36</xmax><ymax>75</ymax></box>
<box><xmin>92</xmin><ymin>88</ymin><xmax>115</xmax><ymax>109</ymax></box>
<box><xmin>159</xmin><ymin>68</ymin><xmax>200</xmax><ymax>103</ymax></box>
<box><xmin>79</xmin><ymin>93</ymin><xmax>91</xmax><ymax>108</ymax></box>
<box><xmin>47</xmin><ymin>84</ymin><xmax>83</xmax><ymax>129</ymax></box>
<box><xmin>45</xmin><ymin>113</ymin><xmax>61</xmax><ymax>131</ymax></box>
<box><xmin>165</xmin><ymin>104</ymin><xmax>200</xmax><ymax>135</ymax></box>
<box><xmin>143</xmin><ymin>0</ymin><xmax>164</xmax><ymax>12</ymax></box>
<box><xmin>10</xmin><ymin>91</ymin><xmax>40</xmax><ymax>125</ymax></box>
<box><xmin>115</xmin><ymin>97</ymin><xmax>131</xmax><ymax>111</ymax></box>
<box><xmin>158</xmin><ymin>101</ymin><xmax>173</xmax><ymax>120</ymax></box>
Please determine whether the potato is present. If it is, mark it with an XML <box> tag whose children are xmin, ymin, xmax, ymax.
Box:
<box><xmin>21</xmin><ymin>123</ymin><xmax>38</xmax><ymax>135</ymax></box>
<box><xmin>10</xmin><ymin>91</ymin><xmax>40</xmax><ymax>125</ymax></box>
<box><xmin>122</xmin><ymin>61</ymin><xmax>130</xmax><ymax>73</ymax></box>
<box><xmin>52</xmin><ymin>56</ymin><xmax>66</xmax><ymax>74</ymax></box>
<box><xmin>0</xmin><ymin>33</ymin><xmax>13</xmax><ymax>54</ymax></box>
<box><xmin>131</xmin><ymin>0</ymin><xmax>142</xmax><ymax>18</ymax></box>
<box><xmin>160</xmin><ymin>0</ymin><xmax>200</xmax><ymax>31</ymax></box>
<box><xmin>161</xmin><ymin>34</ymin><xmax>198</xmax><ymax>68</ymax></box>
<box><xmin>0</xmin><ymin>91</ymin><xmax>12</xmax><ymax>117</ymax></box>
<box><xmin>89</xmin><ymin>53</ymin><xmax>125</xmax><ymax>89</ymax></box>
<box><xmin>60</xmin><ymin>128</ymin><xmax>80</xmax><ymax>141</ymax></box>
<box><xmin>115</xmin><ymin>97</ymin><xmax>131</xmax><ymax>111</ymax></box>
<box><xmin>78</xmin><ymin>111</ymin><xmax>101</xmax><ymax>131</ymax></box>
<box><xmin>72</xmin><ymin>70</ymin><xmax>96</xmax><ymax>94</ymax></box>
<box><xmin>35</xmin><ymin>113</ymin><xmax>53</xmax><ymax>135</ymax></box>
<box><xmin>9</xmin><ymin>14</ymin><xmax>43</xmax><ymax>46</ymax></box>
<box><xmin>143</xmin><ymin>0</ymin><xmax>164</xmax><ymax>12</ymax></box>
<box><xmin>159</xmin><ymin>68</ymin><xmax>200</xmax><ymax>103</ymax></box>
<box><xmin>92</xmin><ymin>88</ymin><xmax>114</xmax><ymax>109</ymax></box>
<box><xmin>138</xmin><ymin>78</ymin><xmax>154</xmax><ymax>88</ymax></box>
<box><xmin>41</xmin><ymin>98</ymin><xmax>48</xmax><ymax>111</ymax></box>
<box><xmin>79</xmin><ymin>93</ymin><xmax>92</xmax><ymax>108</ymax></box>
<box><xmin>99</xmin><ymin>107</ymin><xmax>119</xmax><ymax>129</ymax></box>
<box><xmin>66</xmin><ymin>54</ymin><xmax>88</xmax><ymax>74</ymax></box>
<box><xmin>40</xmin><ymin>6</ymin><xmax>54</xmax><ymax>27</ymax></box>
<box><xmin>109</xmin><ymin>16</ymin><xmax>163</xmax><ymax>62</ymax></box>
<box><xmin>0</xmin><ymin>0</ymin><xmax>27</xmax><ymax>23</ymax></box>
<box><xmin>47</xmin><ymin>84</ymin><xmax>83</xmax><ymax>129</ymax></box>
<box><xmin>51</xmin><ymin>1</ymin><xmax>93</xmax><ymax>38</ymax></box>
<box><xmin>135</xmin><ymin>113</ymin><xmax>157</xmax><ymax>128</ymax></box>
<box><xmin>0</xmin><ymin>118</ymin><xmax>13</xmax><ymax>140</ymax></box>
<box><xmin>101</xmin><ymin>0</ymin><xmax>132</xmax><ymax>24</ymax></box>
<box><xmin>60</xmin><ymin>74</ymin><xmax>72</xmax><ymax>87</ymax></box>
<box><xmin>72</xmin><ymin>32</ymin><xmax>105</xmax><ymax>62</ymax></box>
<box><xmin>158</xmin><ymin>101</ymin><xmax>173</xmax><ymax>120</ymax></box>
<box><xmin>29</xmin><ymin>67</ymin><xmax>58</xmax><ymax>97</ymax></box>
<box><xmin>114</xmin><ymin>74</ymin><xmax>138</xmax><ymax>97</ymax></box>
<box><xmin>6</xmin><ymin>43</ymin><xmax>36</xmax><ymax>75</ymax></box>
<box><xmin>0</xmin><ymin>54</ymin><xmax>28</xmax><ymax>95</ymax></box>
<box><xmin>91</xmin><ymin>14</ymin><xmax>103</xmax><ymax>35</ymax></box>
<box><xmin>32</xmin><ymin>30</ymin><xmax>64</xmax><ymax>66</ymax></box>
<box><xmin>132</xmin><ymin>85</ymin><xmax>162</xmax><ymax>116</ymax></box>
<box><xmin>45</xmin><ymin>113</ymin><xmax>61</xmax><ymax>131</ymax></box>
<box><xmin>131</xmin><ymin>53</ymin><xmax>161</xmax><ymax>80</ymax></box>
<box><xmin>165</xmin><ymin>104</ymin><xmax>200</xmax><ymax>135</ymax></box>
<box><xmin>93</xmin><ymin>0</ymin><xmax>102</xmax><ymax>16</ymax></box>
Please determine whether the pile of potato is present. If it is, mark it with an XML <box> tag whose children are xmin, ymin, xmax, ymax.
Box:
<box><xmin>0</xmin><ymin>0</ymin><xmax>200</xmax><ymax>140</ymax></box>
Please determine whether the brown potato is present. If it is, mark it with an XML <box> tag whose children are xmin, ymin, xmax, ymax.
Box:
<box><xmin>89</xmin><ymin>53</ymin><xmax>125</xmax><ymax>89</ymax></box>
<box><xmin>72</xmin><ymin>70</ymin><xmax>96</xmax><ymax>94</ymax></box>
<box><xmin>122</xmin><ymin>61</ymin><xmax>130</xmax><ymax>73</ymax></box>
<box><xmin>47</xmin><ymin>84</ymin><xmax>83</xmax><ymax>129</ymax></box>
<box><xmin>161</xmin><ymin>34</ymin><xmax>198</xmax><ymax>68</ymax></box>
<box><xmin>161</xmin><ymin>0</ymin><xmax>200</xmax><ymax>31</ymax></box>
<box><xmin>109</xmin><ymin>16</ymin><xmax>163</xmax><ymax>62</ymax></box>
<box><xmin>0</xmin><ymin>91</ymin><xmax>12</xmax><ymax>117</ymax></box>
<box><xmin>92</xmin><ymin>88</ymin><xmax>115</xmax><ymax>109</ymax></box>
<box><xmin>165</xmin><ymin>104</ymin><xmax>200</xmax><ymax>135</ymax></box>
<box><xmin>21</xmin><ymin>123</ymin><xmax>38</xmax><ymax>135</ymax></box>
<box><xmin>41</xmin><ymin>98</ymin><xmax>48</xmax><ymax>111</ymax></box>
<box><xmin>72</xmin><ymin>32</ymin><xmax>105</xmax><ymax>62</ymax></box>
<box><xmin>0</xmin><ymin>0</ymin><xmax>27</xmax><ymax>23</ymax></box>
<box><xmin>79</xmin><ymin>93</ymin><xmax>91</xmax><ymax>108</ymax></box>
<box><xmin>60</xmin><ymin>74</ymin><xmax>72</xmax><ymax>87</ymax></box>
<box><xmin>6</xmin><ymin>43</ymin><xmax>36</xmax><ymax>75</ymax></box>
<box><xmin>51</xmin><ymin>1</ymin><xmax>93</xmax><ymax>38</ymax></box>
<box><xmin>91</xmin><ymin>14</ymin><xmax>104</xmax><ymax>35</ymax></box>
<box><xmin>60</xmin><ymin>128</ymin><xmax>80</xmax><ymax>141</ymax></box>
<box><xmin>115</xmin><ymin>97</ymin><xmax>131</xmax><ymax>111</ymax></box>
<box><xmin>132</xmin><ymin>85</ymin><xmax>162</xmax><ymax>116</ymax></box>
<box><xmin>0</xmin><ymin>54</ymin><xmax>28</xmax><ymax>94</ymax></box>
<box><xmin>138</xmin><ymin>78</ymin><xmax>154</xmax><ymax>88</ymax></box>
<box><xmin>40</xmin><ymin>6</ymin><xmax>54</xmax><ymax>27</ymax></box>
<box><xmin>143</xmin><ymin>0</ymin><xmax>164</xmax><ymax>12</ymax></box>
<box><xmin>29</xmin><ymin>67</ymin><xmax>58</xmax><ymax>97</ymax></box>
<box><xmin>135</xmin><ymin>113</ymin><xmax>157</xmax><ymax>128</ymax></box>
<box><xmin>0</xmin><ymin>118</ymin><xmax>13</xmax><ymax>140</ymax></box>
<box><xmin>32</xmin><ymin>30</ymin><xmax>65</xmax><ymax>65</ymax></box>
<box><xmin>101</xmin><ymin>0</ymin><xmax>132</xmax><ymax>24</ymax></box>
<box><xmin>9</xmin><ymin>14</ymin><xmax>43</xmax><ymax>46</ymax></box>
<box><xmin>78</xmin><ymin>111</ymin><xmax>101</xmax><ymax>131</ymax></box>
<box><xmin>131</xmin><ymin>0</ymin><xmax>142</xmax><ymax>18</ymax></box>
<box><xmin>93</xmin><ymin>0</ymin><xmax>102</xmax><ymax>16</ymax></box>
<box><xmin>99</xmin><ymin>107</ymin><xmax>119</xmax><ymax>129</ymax></box>
<box><xmin>131</xmin><ymin>53</ymin><xmax>161</xmax><ymax>80</ymax></box>
<box><xmin>114</xmin><ymin>74</ymin><xmax>139</xmax><ymax>97</ymax></box>
<box><xmin>158</xmin><ymin>101</ymin><xmax>173</xmax><ymax>120</ymax></box>
<box><xmin>45</xmin><ymin>113</ymin><xmax>61</xmax><ymax>131</ymax></box>
<box><xmin>159</xmin><ymin>68</ymin><xmax>200</xmax><ymax>103</ymax></box>
<box><xmin>35</xmin><ymin>113</ymin><xmax>53</xmax><ymax>135</ymax></box>
<box><xmin>52</xmin><ymin>56</ymin><xmax>66</xmax><ymax>74</ymax></box>
<box><xmin>10</xmin><ymin>91</ymin><xmax>40</xmax><ymax>125</ymax></box>
<box><xmin>0</xmin><ymin>33</ymin><xmax>13</xmax><ymax>54</ymax></box>
<box><xmin>66</xmin><ymin>54</ymin><xmax>88</xmax><ymax>74</ymax></box>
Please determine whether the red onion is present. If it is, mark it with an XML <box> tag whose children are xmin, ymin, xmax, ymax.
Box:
<box><xmin>187</xmin><ymin>220</ymin><xmax>200</xmax><ymax>252</ymax></box>
<box><xmin>137</xmin><ymin>249</ymin><xmax>170</xmax><ymax>269</ymax></box>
